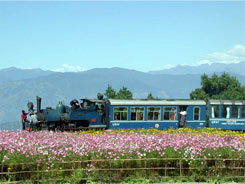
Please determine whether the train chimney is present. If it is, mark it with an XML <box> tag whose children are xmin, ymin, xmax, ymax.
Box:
<box><xmin>36</xmin><ymin>96</ymin><xmax>42</xmax><ymax>113</ymax></box>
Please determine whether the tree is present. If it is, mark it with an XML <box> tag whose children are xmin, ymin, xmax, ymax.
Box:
<box><xmin>147</xmin><ymin>93</ymin><xmax>155</xmax><ymax>100</ymax></box>
<box><xmin>190</xmin><ymin>73</ymin><xmax>245</xmax><ymax>100</ymax></box>
<box><xmin>117</xmin><ymin>86</ymin><xmax>133</xmax><ymax>99</ymax></box>
<box><xmin>104</xmin><ymin>85</ymin><xmax>133</xmax><ymax>99</ymax></box>
<box><xmin>190</xmin><ymin>88</ymin><xmax>208</xmax><ymax>101</ymax></box>
<box><xmin>104</xmin><ymin>85</ymin><xmax>117</xmax><ymax>99</ymax></box>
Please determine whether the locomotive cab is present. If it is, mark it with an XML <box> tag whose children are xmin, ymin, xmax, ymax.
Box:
<box><xmin>26</xmin><ymin>95</ymin><xmax>111</xmax><ymax>131</ymax></box>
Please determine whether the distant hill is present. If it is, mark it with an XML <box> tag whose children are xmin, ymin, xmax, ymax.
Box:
<box><xmin>149</xmin><ymin>61</ymin><xmax>245</xmax><ymax>75</ymax></box>
<box><xmin>0</xmin><ymin>121</ymin><xmax>21</xmax><ymax>130</ymax></box>
<box><xmin>1</xmin><ymin>66</ymin><xmax>245</xmax><ymax>128</ymax></box>
<box><xmin>0</xmin><ymin>67</ymin><xmax>54</xmax><ymax>82</ymax></box>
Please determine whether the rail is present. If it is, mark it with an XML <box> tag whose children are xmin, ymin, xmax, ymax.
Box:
<box><xmin>0</xmin><ymin>158</ymin><xmax>244</xmax><ymax>183</ymax></box>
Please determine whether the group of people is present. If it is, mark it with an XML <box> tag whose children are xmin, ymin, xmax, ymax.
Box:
<box><xmin>21</xmin><ymin>110</ymin><xmax>38</xmax><ymax>131</ymax></box>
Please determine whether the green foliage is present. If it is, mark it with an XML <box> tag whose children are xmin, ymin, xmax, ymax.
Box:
<box><xmin>190</xmin><ymin>73</ymin><xmax>245</xmax><ymax>100</ymax></box>
<box><xmin>117</xmin><ymin>86</ymin><xmax>133</xmax><ymax>99</ymax></box>
<box><xmin>190</xmin><ymin>88</ymin><xmax>209</xmax><ymax>101</ymax></box>
<box><xmin>104</xmin><ymin>85</ymin><xmax>117</xmax><ymax>99</ymax></box>
<box><xmin>104</xmin><ymin>85</ymin><xmax>133</xmax><ymax>99</ymax></box>
<box><xmin>147</xmin><ymin>93</ymin><xmax>155</xmax><ymax>100</ymax></box>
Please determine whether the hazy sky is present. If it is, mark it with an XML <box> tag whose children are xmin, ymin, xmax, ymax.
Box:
<box><xmin>0</xmin><ymin>1</ymin><xmax>245</xmax><ymax>72</ymax></box>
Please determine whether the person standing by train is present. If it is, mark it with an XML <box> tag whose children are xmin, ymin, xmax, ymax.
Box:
<box><xmin>21</xmin><ymin>110</ymin><xmax>29</xmax><ymax>130</ymax></box>
<box><xmin>179</xmin><ymin>111</ymin><xmax>187</xmax><ymax>128</ymax></box>
<box><xmin>30</xmin><ymin>112</ymin><xmax>38</xmax><ymax>130</ymax></box>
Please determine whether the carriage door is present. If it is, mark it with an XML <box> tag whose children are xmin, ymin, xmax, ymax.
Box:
<box><xmin>178</xmin><ymin>105</ymin><xmax>188</xmax><ymax>128</ymax></box>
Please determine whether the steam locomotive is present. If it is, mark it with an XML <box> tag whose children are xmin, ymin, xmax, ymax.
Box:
<box><xmin>26</xmin><ymin>94</ymin><xmax>110</xmax><ymax>131</ymax></box>
<box><xmin>25</xmin><ymin>95</ymin><xmax>245</xmax><ymax>131</ymax></box>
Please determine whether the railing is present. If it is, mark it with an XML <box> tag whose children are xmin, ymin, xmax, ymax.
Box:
<box><xmin>1</xmin><ymin>158</ymin><xmax>244</xmax><ymax>183</ymax></box>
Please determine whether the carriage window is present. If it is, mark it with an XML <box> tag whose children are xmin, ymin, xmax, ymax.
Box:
<box><xmin>131</xmin><ymin>107</ymin><xmax>144</xmax><ymax>121</ymax></box>
<box><xmin>194</xmin><ymin>107</ymin><xmax>200</xmax><ymax>120</ymax></box>
<box><xmin>211</xmin><ymin>105</ymin><xmax>219</xmax><ymax>118</ymax></box>
<box><xmin>164</xmin><ymin>107</ymin><xmax>177</xmax><ymax>120</ymax></box>
<box><xmin>221</xmin><ymin>105</ymin><xmax>230</xmax><ymax>118</ymax></box>
<box><xmin>147</xmin><ymin>107</ymin><xmax>160</xmax><ymax>121</ymax></box>
<box><xmin>241</xmin><ymin>106</ymin><xmax>245</xmax><ymax>118</ymax></box>
<box><xmin>231</xmin><ymin>105</ymin><xmax>239</xmax><ymax>118</ymax></box>
<box><xmin>114</xmin><ymin>107</ymin><xmax>128</xmax><ymax>121</ymax></box>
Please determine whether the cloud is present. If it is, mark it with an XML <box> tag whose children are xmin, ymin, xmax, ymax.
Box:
<box><xmin>195</xmin><ymin>44</ymin><xmax>245</xmax><ymax>66</ymax></box>
<box><xmin>163</xmin><ymin>64</ymin><xmax>175</xmax><ymax>69</ymax></box>
<box><xmin>153</xmin><ymin>64</ymin><xmax>175</xmax><ymax>71</ymax></box>
<box><xmin>227</xmin><ymin>44</ymin><xmax>245</xmax><ymax>57</ymax></box>
<box><xmin>195</xmin><ymin>59</ymin><xmax>213</xmax><ymax>66</ymax></box>
<box><xmin>161</xmin><ymin>45</ymin><xmax>245</xmax><ymax>70</ymax></box>
<box><xmin>52</xmin><ymin>64</ymin><xmax>85</xmax><ymax>72</ymax></box>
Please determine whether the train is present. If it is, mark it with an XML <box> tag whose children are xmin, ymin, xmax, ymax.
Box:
<box><xmin>24</xmin><ymin>94</ymin><xmax>245</xmax><ymax>131</ymax></box>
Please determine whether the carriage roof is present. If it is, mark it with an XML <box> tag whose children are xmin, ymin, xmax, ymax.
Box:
<box><xmin>109</xmin><ymin>99</ymin><xmax>206</xmax><ymax>106</ymax></box>
<box><xmin>208</xmin><ymin>99</ymin><xmax>245</xmax><ymax>105</ymax></box>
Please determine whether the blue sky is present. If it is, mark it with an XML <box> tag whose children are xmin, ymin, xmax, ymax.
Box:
<box><xmin>0</xmin><ymin>1</ymin><xmax>245</xmax><ymax>72</ymax></box>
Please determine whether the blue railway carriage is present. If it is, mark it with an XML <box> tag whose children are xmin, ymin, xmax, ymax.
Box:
<box><xmin>109</xmin><ymin>99</ymin><xmax>206</xmax><ymax>130</ymax></box>
<box><xmin>208</xmin><ymin>99</ymin><xmax>245</xmax><ymax>131</ymax></box>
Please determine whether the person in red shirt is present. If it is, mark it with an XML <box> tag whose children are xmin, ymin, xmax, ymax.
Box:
<box><xmin>21</xmin><ymin>110</ymin><xmax>29</xmax><ymax>130</ymax></box>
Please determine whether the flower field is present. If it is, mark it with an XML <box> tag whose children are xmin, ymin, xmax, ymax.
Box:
<box><xmin>0</xmin><ymin>128</ymin><xmax>244</xmax><ymax>183</ymax></box>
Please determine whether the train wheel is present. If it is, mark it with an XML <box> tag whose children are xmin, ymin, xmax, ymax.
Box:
<box><xmin>57</xmin><ymin>124</ymin><xmax>65</xmax><ymax>132</ymax></box>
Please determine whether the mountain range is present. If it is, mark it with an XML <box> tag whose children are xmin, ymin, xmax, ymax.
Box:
<box><xmin>149</xmin><ymin>61</ymin><xmax>245</xmax><ymax>75</ymax></box>
<box><xmin>1</xmin><ymin>62</ymin><xmax>245</xmax><ymax>129</ymax></box>
<box><xmin>0</xmin><ymin>67</ymin><xmax>53</xmax><ymax>82</ymax></box>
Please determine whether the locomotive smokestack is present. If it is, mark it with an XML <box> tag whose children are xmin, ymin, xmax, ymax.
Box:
<box><xmin>36</xmin><ymin>96</ymin><xmax>42</xmax><ymax>113</ymax></box>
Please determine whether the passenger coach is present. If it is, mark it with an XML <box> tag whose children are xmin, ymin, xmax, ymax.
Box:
<box><xmin>208</xmin><ymin>99</ymin><xmax>245</xmax><ymax>130</ymax></box>
<box><xmin>109</xmin><ymin>99</ymin><xmax>206</xmax><ymax>129</ymax></box>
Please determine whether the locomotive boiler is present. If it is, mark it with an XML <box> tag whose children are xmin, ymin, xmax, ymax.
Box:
<box><xmin>27</xmin><ymin>95</ymin><xmax>110</xmax><ymax>131</ymax></box>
